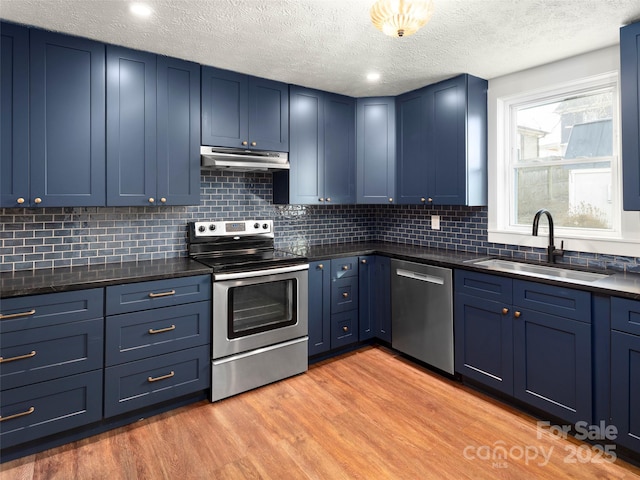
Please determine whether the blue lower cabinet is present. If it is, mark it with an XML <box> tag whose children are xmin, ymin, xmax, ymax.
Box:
<box><xmin>359</xmin><ymin>256</ymin><xmax>391</xmax><ymax>342</ymax></box>
<box><xmin>611</xmin><ymin>330</ymin><xmax>640</xmax><ymax>453</ymax></box>
<box><xmin>104</xmin><ymin>345</ymin><xmax>210</xmax><ymax>418</ymax></box>
<box><xmin>513</xmin><ymin>309</ymin><xmax>592</xmax><ymax>425</ymax></box>
<box><xmin>0</xmin><ymin>370</ymin><xmax>103</xmax><ymax>449</ymax></box>
<box><xmin>308</xmin><ymin>261</ymin><xmax>331</xmax><ymax>356</ymax></box>
<box><xmin>454</xmin><ymin>293</ymin><xmax>514</xmax><ymax>395</ymax></box>
<box><xmin>331</xmin><ymin>311</ymin><xmax>358</xmax><ymax>349</ymax></box>
<box><xmin>331</xmin><ymin>276</ymin><xmax>358</xmax><ymax>313</ymax></box>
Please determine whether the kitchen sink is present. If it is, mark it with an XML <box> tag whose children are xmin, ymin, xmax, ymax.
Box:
<box><xmin>471</xmin><ymin>258</ymin><xmax>610</xmax><ymax>283</ymax></box>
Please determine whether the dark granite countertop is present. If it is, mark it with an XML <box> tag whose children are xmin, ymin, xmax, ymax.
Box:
<box><xmin>285</xmin><ymin>241</ymin><xmax>640</xmax><ymax>300</ymax></box>
<box><xmin>0</xmin><ymin>257</ymin><xmax>212</xmax><ymax>299</ymax></box>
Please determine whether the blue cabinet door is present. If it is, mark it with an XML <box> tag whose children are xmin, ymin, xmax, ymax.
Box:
<box><xmin>106</xmin><ymin>46</ymin><xmax>157</xmax><ymax>206</ymax></box>
<box><xmin>289</xmin><ymin>86</ymin><xmax>324</xmax><ymax>204</ymax></box>
<box><xmin>513</xmin><ymin>309</ymin><xmax>592</xmax><ymax>425</ymax></box>
<box><xmin>621</xmin><ymin>21</ymin><xmax>640</xmax><ymax>210</ymax></box>
<box><xmin>157</xmin><ymin>56</ymin><xmax>200</xmax><ymax>205</ymax></box>
<box><xmin>29</xmin><ymin>30</ymin><xmax>105</xmax><ymax>207</ymax></box>
<box><xmin>200</xmin><ymin>66</ymin><xmax>248</xmax><ymax>148</ymax></box>
<box><xmin>374</xmin><ymin>256</ymin><xmax>392</xmax><ymax>343</ymax></box>
<box><xmin>611</xmin><ymin>330</ymin><xmax>640</xmax><ymax>453</ymax></box>
<box><xmin>454</xmin><ymin>293</ymin><xmax>514</xmax><ymax>395</ymax></box>
<box><xmin>396</xmin><ymin>89</ymin><xmax>428</xmax><ymax>204</ymax></box>
<box><xmin>358</xmin><ymin>256</ymin><xmax>375</xmax><ymax>341</ymax></box>
<box><xmin>308</xmin><ymin>260</ymin><xmax>331</xmax><ymax>356</ymax></box>
<box><xmin>248</xmin><ymin>76</ymin><xmax>289</xmax><ymax>151</ymax></box>
<box><xmin>323</xmin><ymin>93</ymin><xmax>355</xmax><ymax>204</ymax></box>
<box><xmin>356</xmin><ymin>97</ymin><xmax>396</xmax><ymax>204</ymax></box>
<box><xmin>1</xmin><ymin>22</ymin><xmax>29</xmax><ymax>208</ymax></box>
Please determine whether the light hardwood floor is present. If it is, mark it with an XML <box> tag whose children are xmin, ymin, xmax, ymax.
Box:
<box><xmin>2</xmin><ymin>346</ymin><xmax>639</xmax><ymax>479</ymax></box>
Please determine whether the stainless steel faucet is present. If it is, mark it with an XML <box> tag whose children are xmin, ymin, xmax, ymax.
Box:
<box><xmin>532</xmin><ymin>209</ymin><xmax>564</xmax><ymax>263</ymax></box>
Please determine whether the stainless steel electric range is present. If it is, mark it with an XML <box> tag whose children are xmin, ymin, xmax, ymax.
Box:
<box><xmin>187</xmin><ymin>219</ymin><xmax>308</xmax><ymax>402</ymax></box>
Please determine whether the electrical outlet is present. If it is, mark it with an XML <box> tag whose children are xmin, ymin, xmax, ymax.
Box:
<box><xmin>432</xmin><ymin>215</ymin><xmax>440</xmax><ymax>230</ymax></box>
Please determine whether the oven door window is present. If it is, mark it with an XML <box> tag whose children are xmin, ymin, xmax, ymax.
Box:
<box><xmin>227</xmin><ymin>279</ymin><xmax>297</xmax><ymax>339</ymax></box>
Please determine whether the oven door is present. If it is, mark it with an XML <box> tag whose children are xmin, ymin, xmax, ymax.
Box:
<box><xmin>212</xmin><ymin>264</ymin><xmax>308</xmax><ymax>359</ymax></box>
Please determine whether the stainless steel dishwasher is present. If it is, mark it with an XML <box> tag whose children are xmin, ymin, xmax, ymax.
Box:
<box><xmin>391</xmin><ymin>259</ymin><xmax>454</xmax><ymax>374</ymax></box>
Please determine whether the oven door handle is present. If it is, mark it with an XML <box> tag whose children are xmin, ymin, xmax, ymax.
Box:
<box><xmin>214</xmin><ymin>264</ymin><xmax>309</xmax><ymax>281</ymax></box>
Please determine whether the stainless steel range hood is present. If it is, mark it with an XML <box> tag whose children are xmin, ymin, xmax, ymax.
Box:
<box><xmin>200</xmin><ymin>146</ymin><xmax>289</xmax><ymax>172</ymax></box>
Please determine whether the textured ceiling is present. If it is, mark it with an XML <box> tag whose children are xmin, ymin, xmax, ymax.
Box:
<box><xmin>2</xmin><ymin>0</ymin><xmax>640</xmax><ymax>97</ymax></box>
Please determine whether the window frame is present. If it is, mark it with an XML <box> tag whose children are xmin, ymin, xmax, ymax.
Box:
<box><xmin>487</xmin><ymin>46</ymin><xmax>640</xmax><ymax>258</ymax></box>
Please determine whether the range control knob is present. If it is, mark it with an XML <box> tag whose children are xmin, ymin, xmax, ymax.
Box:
<box><xmin>254</xmin><ymin>222</ymin><xmax>260</xmax><ymax>229</ymax></box>
<box><xmin>198</xmin><ymin>225</ymin><xmax>206</xmax><ymax>233</ymax></box>
<box><xmin>262</xmin><ymin>223</ymin><xmax>269</xmax><ymax>230</ymax></box>
<box><xmin>208</xmin><ymin>224</ymin><xmax>216</xmax><ymax>231</ymax></box>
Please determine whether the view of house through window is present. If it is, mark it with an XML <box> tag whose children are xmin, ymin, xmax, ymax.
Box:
<box><xmin>511</xmin><ymin>86</ymin><xmax>616</xmax><ymax>231</ymax></box>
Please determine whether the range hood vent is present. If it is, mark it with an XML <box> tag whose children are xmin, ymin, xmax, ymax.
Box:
<box><xmin>200</xmin><ymin>146</ymin><xmax>289</xmax><ymax>172</ymax></box>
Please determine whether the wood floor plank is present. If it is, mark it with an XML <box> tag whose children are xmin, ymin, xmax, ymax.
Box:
<box><xmin>1</xmin><ymin>346</ymin><xmax>639</xmax><ymax>480</ymax></box>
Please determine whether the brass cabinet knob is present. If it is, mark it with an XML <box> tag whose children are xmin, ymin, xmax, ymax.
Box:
<box><xmin>17</xmin><ymin>198</ymin><xmax>25</xmax><ymax>204</ymax></box>
<box><xmin>502</xmin><ymin>308</ymin><xmax>509</xmax><ymax>315</ymax></box>
<box><xmin>242</xmin><ymin>141</ymin><xmax>248</xmax><ymax>146</ymax></box>
<box><xmin>388</xmin><ymin>197</ymin><xmax>393</xmax><ymax>202</ymax></box>
<box><xmin>319</xmin><ymin>198</ymin><xmax>324</xmax><ymax>202</ymax></box>
<box><xmin>420</xmin><ymin>197</ymin><xmax>426</xmax><ymax>203</ymax></box>
<box><xmin>514</xmin><ymin>311</ymin><xmax>521</xmax><ymax>318</ymax></box>
<box><xmin>318</xmin><ymin>264</ymin><xmax>324</xmax><ymax>270</ymax></box>
<box><xmin>251</xmin><ymin>141</ymin><xmax>257</xmax><ymax>147</ymax></box>
<box><xmin>342</xmin><ymin>326</ymin><xmax>349</xmax><ymax>332</ymax></box>
<box><xmin>361</xmin><ymin>259</ymin><xmax>367</xmax><ymax>264</ymax></box>
<box><xmin>342</xmin><ymin>292</ymin><xmax>349</xmax><ymax>298</ymax></box>
<box><xmin>34</xmin><ymin>197</ymin><xmax>42</xmax><ymax>204</ymax></box>
<box><xmin>428</xmin><ymin>197</ymin><xmax>433</xmax><ymax>203</ymax></box>
<box><xmin>160</xmin><ymin>197</ymin><xmax>167</xmax><ymax>203</ymax></box>
<box><xmin>326</xmin><ymin>197</ymin><xmax>331</xmax><ymax>202</ymax></box>
<box><xmin>148</xmin><ymin>198</ymin><xmax>155</xmax><ymax>203</ymax></box>
<box><xmin>342</xmin><ymin>265</ymin><xmax>348</xmax><ymax>270</ymax></box>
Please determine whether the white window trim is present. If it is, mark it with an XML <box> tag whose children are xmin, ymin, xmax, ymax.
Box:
<box><xmin>488</xmin><ymin>46</ymin><xmax>640</xmax><ymax>258</ymax></box>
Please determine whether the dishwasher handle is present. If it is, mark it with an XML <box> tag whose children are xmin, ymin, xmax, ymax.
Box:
<box><xmin>396</xmin><ymin>268</ymin><xmax>445</xmax><ymax>285</ymax></box>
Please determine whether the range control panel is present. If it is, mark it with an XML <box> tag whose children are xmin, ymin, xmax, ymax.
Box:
<box><xmin>191</xmin><ymin>219</ymin><xmax>273</xmax><ymax>237</ymax></box>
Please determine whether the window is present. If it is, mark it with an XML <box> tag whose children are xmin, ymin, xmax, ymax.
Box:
<box><xmin>488</xmin><ymin>46</ymin><xmax>640</xmax><ymax>258</ymax></box>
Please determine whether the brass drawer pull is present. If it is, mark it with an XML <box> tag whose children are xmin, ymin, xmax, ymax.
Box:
<box><xmin>148</xmin><ymin>371</ymin><xmax>175</xmax><ymax>383</ymax></box>
<box><xmin>0</xmin><ymin>406</ymin><xmax>35</xmax><ymax>422</ymax></box>
<box><xmin>342</xmin><ymin>265</ymin><xmax>349</xmax><ymax>270</ymax></box>
<box><xmin>0</xmin><ymin>350</ymin><xmax>36</xmax><ymax>364</ymax></box>
<box><xmin>0</xmin><ymin>309</ymin><xmax>36</xmax><ymax>320</ymax></box>
<box><xmin>342</xmin><ymin>326</ymin><xmax>349</xmax><ymax>332</ymax></box>
<box><xmin>148</xmin><ymin>324</ymin><xmax>176</xmax><ymax>335</ymax></box>
<box><xmin>148</xmin><ymin>290</ymin><xmax>176</xmax><ymax>298</ymax></box>
<box><xmin>342</xmin><ymin>292</ymin><xmax>349</xmax><ymax>298</ymax></box>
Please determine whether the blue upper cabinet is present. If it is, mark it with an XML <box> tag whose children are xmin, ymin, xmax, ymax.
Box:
<box><xmin>396</xmin><ymin>74</ymin><xmax>487</xmax><ymax>206</ymax></box>
<box><xmin>156</xmin><ymin>56</ymin><xmax>200</xmax><ymax>205</ymax></box>
<box><xmin>279</xmin><ymin>86</ymin><xmax>355</xmax><ymax>205</ymax></box>
<box><xmin>621</xmin><ymin>21</ymin><xmax>640</xmax><ymax>210</ymax></box>
<box><xmin>107</xmin><ymin>47</ymin><xmax>200</xmax><ymax>206</ymax></box>
<box><xmin>324</xmin><ymin>93</ymin><xmax>356</xmax><ymax>204</ymax></box>
<box><xmin>0</xmin><ymin>22</ymin><xmax>29</xmax><ymax>208</ymax></box>
<box><xmin>106</xmin><ymin>46</ymin><xmax>157</xmax><ymax>206</ymax></box>
<box><xmin>356</xmin><ymin>97</ymin><xmax>396</xmax><ymax>204</ymax></box>
<box><xmin>201</xmin><ymin>66</ymin><xmax>288</xmax><ymax>151</ymax></box>
<box><xmin>29</xmin><ymin>29</ymin><xmax>106</xmax><ymax>207</ymax></box>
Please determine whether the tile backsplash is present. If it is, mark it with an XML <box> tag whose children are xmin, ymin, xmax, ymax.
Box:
<box><xmin>1</xmin><ymin>172</ymin><xmax>638</xmax><ymax>273</ymax></box>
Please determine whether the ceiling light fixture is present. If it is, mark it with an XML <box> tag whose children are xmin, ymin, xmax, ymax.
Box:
<box><xmin>370</xmin><ymin>0</ymin><xmax>434</xmax><ymax>38</ymax></box>
<box><xmin>367</xmin><ymin>72</ymin><xmax>381</xmax><ymax>82</ymax></box>
<box><xmin>130</xmin><ymin>3</ymin><xmax>153</xmax><ymax>18</ymax></box>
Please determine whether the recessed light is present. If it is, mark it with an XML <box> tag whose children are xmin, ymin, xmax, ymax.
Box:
<box><xmin>367</xmin><ymin>72</ymin><xmax>381</xmax><ymax>82</ymax></box>
<box><xmin>130</xmin><ymin>3</ymin><xmax>153</xmax><ymax>18</ymax></box>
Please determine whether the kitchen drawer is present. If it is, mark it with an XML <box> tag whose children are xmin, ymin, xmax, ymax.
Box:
<box><xmin>455</xmin><ymin>270</ymin><xmax>512</xmax><ymax>304</ymax></box>
<box><xmin>104</xmin><ymin>345</ymin><xmax>210</xmax><ymax>418</ymax></box>
<box><xmin>331</xmin><ymin>310</ymin><xmax>358</xmax><ymax>349</ymax></box>
<box><xmin>513</xmin><ymin>280</ymin><xmax>590</xmax><ymax>322</ymax></box>
<box><xmin>331</xmin><ymin>276</ymin><xmax>359</xmax><ymax>313</ymax></box>
<box><xmin>105</xmin><ymin>301</ymin><xmax>210</xmax><ymax>366</ymax></box>
<box><xmin>611</xmin><ymin>297</ymin><xmax>640</xmax><ymax>335</ymax></box>
<box><xmin>0</xmin><ymin>289</ymin><xmax>103</xmax><ymax>332</ymax></box>
<box><xmin>331</xmin><ymin>257</ymin><xmax>358</xmax><ymax>279</ymax></box>
<box><xmin>105</xmin><ymin>275</ymin><xmax>211</xmax><ymax>315</ymax></box>
<box><xmin>0</xmin><ymin>370</ymin><xmax>102</xmax><ymax>449</ymax></box>
<box><xmin>1</xmin><ymin>318</ymin><xmax>104</xmax><ymax>390</ymax></box>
